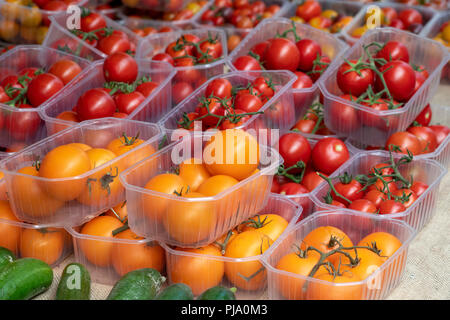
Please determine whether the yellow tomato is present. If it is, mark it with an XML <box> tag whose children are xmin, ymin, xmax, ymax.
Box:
<box><xmin>442</xmin><ymin>24</ymin><xmax>450</xmax><ymax>42</ymax></box>
<box><xmin>321</xmin><ymin>9</ymin><xmax>338</xmax><ymax>21</ymax></box>
<box><xmin>178</xmin><ymin>158</ymin><xmax>211</xmax><ymax>192</ymax></box>
<box><xmin>76</xmin><ymin>148</ymin><xmax>122</xmax><ymax>207</ymax></box>
<box><xmin>290</xmin><ymin>16</ymin><xmax>305</xmax><ymax>24</ymax></box>
<box><xmin>0</xmin><ymin>20</ymin><xmax>19</xmax><ymax>42</ymax></box>
<box><xmin>19</xmin><ymin>4</ymin><xmax>42</xmax><ymax>27</ymax></box>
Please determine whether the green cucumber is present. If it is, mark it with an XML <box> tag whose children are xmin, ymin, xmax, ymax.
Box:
<box><xmin>0</xmin><ymin>247</ymin><xmax>15</xmax><ymax>270</ymax></box>
<box><xmin>55</xmin><ymin>263</ymin><xmax>91</xmax><ymax>300</ymax></box>
<box><xmin>155</xmin><ymin>283</ymin><xmax>194</xmax><ymax>300</ymax></box>
<box><xmin>107</xmin><ymin>268</ymin><xmax>165</xmax><ymax>300</ymax></box>
<box><xmin>0</xmin><ymin>258</ymin><xmax>53</xmax><ymax>300</ymax></box>
<box><xmin>197</xmin><ymin>286</ymin><xmax>237</xmax><ymax>300</ymax></box>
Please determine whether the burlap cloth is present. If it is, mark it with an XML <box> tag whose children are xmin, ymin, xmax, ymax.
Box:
<box><xmin>33</xmin><ymin>89</ymin><xmax>450</xmax><ymax>301</ymax></box>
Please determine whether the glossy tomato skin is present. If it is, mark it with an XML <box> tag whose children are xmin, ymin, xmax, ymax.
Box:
<box><xmin>277</xmin><ymin>133</ymin><xmax>311</xmax><ymax>170</ymax></box>
<box><xmin>233</xmin><ymin>55</ymin><xmax>261</xmax><ymax>71</ymax></box>
<box><xmin>264</xmin><ymin>38</ymin><xmax>300</xmax><ymax>72</ymax></box>
<box><xmin>413</xmin><ymin>104</ymin><xmax>431</xmax><ymax>127</ymax></box>
<box><xmin>336</xmin><ymin>60</ymin><xmax>374</xmax><ymax>97</ymax></box>
<box><xmin>296</xmin><ymin>39</ymin><xmax>321</xmax><ymax>72</ymax></box>
<box><xmin>278</xmin><ymin>182</ymin><xmax>311</xmax><ymax>214</ymax></box>
<box><xmin>311</xmin><ymin>137</ymin><xmax>350</xmax><ymax>175</ymax></box>
<box><xmin>205</xmin><ymin>78</ymin><xmax>232</xmax><ymax>99</ymax></box>
<box><xmin>385</xmin><ymin>131</ymin><xmax>422</xmax><ymax>155</ymax></box>
<box><xmin>375</xmin><ymin>41</ymin><xmax>410</xmax><ymax>63</ymax></box>
<box><xmin>103</xmin><ymin>53</ymin><xmax>138</xmax><ymax>84</ymax></box>
<box><xmin>76</xmin><ymin>88</ymin><xmax>116</xmax><ymax>120</ymax></box>
<box><xmin>327</xmin><ymin>94</ymin><xmax>360</xmax><ymax>134</ymax></box>
<box><xmin>296</xmin><ymin>0</ymin><xmax>322</xmax><ymax>22</ymax></box>
<box><xmin>48</xmin><ymin>59</ymin><xmax>82</xmax><ymax>85</ymax></box>
<box><xmin>376</xmin><ymin>61</ymin><xmax>416</xmax><ymax>102</ymax></box>
<box><xmin>5</xmin><ymin>104</ymin><xmax>42</xmax><ymax>141</ymax></box>
<box><xmin>379</xmin><ymin>199</ymin><xmax>406</xmax><ymax>215</ymax></box>
<box><xmin>407</xmin><ymin>125</ymin><xmax>438</xmax><ymax>153</ymax></box>
<box><xmin>114</xmin><ymin>91</ymin><xmax>145</xmax><ymax>115</ymax></box>
<box><xmin>429</xmin><ymin>125</ymin><xmax>450</xmax><ymax>145</ymax></box>
<box><xmin>332</xmin><ymin>179</ymin><xmax>364</xmax><ymax>206</ymax></box>
<box><xmin>26</xmin><ymin>73</ymin><xmax>64</xmax><ymax>107</ymax></box>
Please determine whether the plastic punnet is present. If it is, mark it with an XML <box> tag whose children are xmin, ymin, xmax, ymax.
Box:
<box><xmin>119</xmin><ymin>132</ymin><xmax>282</xmax><ymax>248</ymax></box>
<box><xmin>318</xmin><ymin>27</ymin><xmax>449</xmax><ymax>147</ymax></box>
<box><xmin>310</xmin><ymin>150</ymin><xmax>447</xmax><ymax>231</ymax></box>
<box><xmin>0</xmin><ymin>118</ymin><xmax>163</xmax><ymax>227</ymax></box>
<box><xmin>161</xmin><ymin>194</ymin><xmax>302</xmax><ymax>298</ymax></box>
<box><xmin>228</xmin><ymin>17</ymin><xmax>349</xmax><ymax>120</ymax></box>
<box><xmin>261</xmin><ymin>210</ymin><xmax>416</xmax><ymax>300</ymax></box>
<box><xmin>0</xmin><ymin>45</ymin><xmax>92</xmax><ymax>150</ymax></box>
<box><xmin>41</xmin><ymin>59</ymin><xmax>176</xmax><ymax>133</ymax></box>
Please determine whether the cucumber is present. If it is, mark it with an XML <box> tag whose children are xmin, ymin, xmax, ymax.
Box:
<box><xmin>55</xmin><ymin>263</ymin><xmax>91</xmax><ymax>300</ymax></box>
<box><xmin>107</xmin><ymin>268</ymin><xmax>165</xmax><ymax>300</ymax></box>
<box><xmin>0</xmin><ymin>258</ymin><xmax>53</xmax><ymax>300</ymax></box>
<box><xmin>0</xmin><ymin>247</ymin><xmax>15</xmax><ymax>270</ymax></box>
<box><xmin>155</xmin><ymin>283</ymin><xmax>194</xmax><ymax>300</ymax></box>
<box><xmin>197</xmin><ymin>286</ymin><xmax>237</xmax><ymax>300</ymax></box>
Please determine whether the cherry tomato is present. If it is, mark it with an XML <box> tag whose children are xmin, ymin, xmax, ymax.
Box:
<box><xmin>265</xmin><ymin>38</ymin><xmax>300</xmax><ymax>72</ymax></box>
<box><xmin>429</xmin><ymin>125</ymin><xmax>450</xmax><ymax>145</ymax></box>
<box><xmin>376</xmin><ymin>61</ymin><xmax>416</xmax><ymax>102</ymax></box>
<box><xmin>205</xmin><ymin>78</ymin><xmax>232</xmax><ymax>99</ymax></box>
<box><xmin>328</xmin><ymin>94</ymin><xmax>360</xmax><ymax>134</ymax></box>
<box><xmin>103</xmin><ymin>52</ymin><xmax>138</xmax><ymax>84</ymax></box>
<box><xmin>311</xmin><ymin>137</ymin><xmax>350</xmax><ymax>175</ymax></box>
<box><xmin>277</xmin><ymin>133</ymin><xmax>311</xmax><ymax>170</ymax></box>
<box><xmin>76</xmin><ymin>88</ymin><xmax>116</xmax><ymax>120</ymax></box>
<box><xmin>379</xmin><ymin>199</ymin><xmax>406</xmax><ymax>215</ymax></box>
<box><xmin>114</xmin><ymin>91</ymin><xmax>145</xmax><ymax>115</ymax></box>
<box><xmin>296</xmin><ymin>0</ymin><xmax>322</xmax><ymax>22</ymax></box>
<box><xmin>48</xmin><ymin>59</ymin><xmax>82</xmax><ymax>85</ymax></box>
<box><xmin>407</xmin><ymin>125</ymin><xmax>438</xmax><ymax>153</ymax></box>
<box><xmin>385</xmin><ymin>131</ymin><xmax>422</xmax><ymax>155</ymax></box>
<box><xmin>337</xmin><ymin>59</ymin><xmax>374</xmax><ymax>96</ymax></box>
<box><xmin>296</xmin><ymin>39</ymin><xmax>322</xmax><ymax>72</ymax></box>
<box><xmin>5</xmin><ymin>104</ymin><xmax>42</xmax><ymax>141</ymax></box>
<box><xmin>375</xmin><ymin>41</ymin><xmax>410</xmax><ymax>63</ymax></box>
<box><xmin>233</xmin><ymin>55</ymin><xmax>261</xmax><ymax>71</ymax></box>
<box><xmin>26</xmin><ymin>73</ymin><xmax>64</xmax><ymax>107</ymax></box>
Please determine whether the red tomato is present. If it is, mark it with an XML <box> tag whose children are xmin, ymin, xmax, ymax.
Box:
<box><xmin>152</xmin><ymin>53</ymin><xmax>175</xmax><ymax>66</ymax></box>
<box><xmin>364</xmin><ymin>189</ymin><xmax>387</xmax><ymax>209</ymax></box>
<box><xmin>413</xmin><ymin>104</ymin><xmax>431</xmax><ymax>126</ymax></box>
<box><xmin>336</xmin><ymin>59</ymin><xmax>374</xmax><ymax>96</ymax></box>
<box><xmin>379</xmin><ymin>200</ymin><xmax>406</xmax><ymax>215</ymax></box>
<box><xmin>252</xmin><ymin>77</ymin><xmax>274</xmax><ymax>99</ymax></box>
<box><xmin>234</xmin><ymin>93</ymin><xmax>263</xmax><ymax>113</ymax></box>
<box><xmin>48</xmin><ymin>59</ymin><xmax>82</xmax><ymax>85</ymax></box>
<box><xmin>136</xmin><ymin>81</ymin><xmax>159</xmax><ymax>98</ymax></box>
<box><xmin>76</xmin><ymin>88</ymin><xmax>116</xmax><ymax>120</ymax></box>
<box><xmin>332</xmin><ymin>178</ymin><xmax>364</xmax><ymax>206</ymax></box>
<box><xmin>376</xmin><ymin>61</ymin><xmax>416</xmax><ymax>102</ymax></box>
<box><xmin>385</xmin><ymin>131</ymin><xmax>423</xmax><ymax>155</ymax></box>
<box><xmin>375</xmin><ymin>41</ymin><xmax>410</xmax><ymax>63</ymax></box>
<box><xmin>428</xmin><ymin>125</ymin><xmax>450</xmax><ymax>145</ymax></box>
<box><xmin>410</xmin><ymin>181</ymin><xmax>428</xmax><ymax>197</ymax></box>
<box><xmin>278</xmin><ymin>133</ymin><xmax>312</xmax><ymax>170</ymax></box>
<box><xmin>172</xmin><ymin>82</ymin><xmax>194</xmax><ymax>105</ymax></box>
<box><xmin>80</xmin><ymin>11</ymin><xmax>107</xmax><ymax>33</ymax></box>
<box><xmin>264</xmin><ymin>38</ymin><xmax>300</xmax><ymax>72</ymax></box>
<box><xmin>407</xmin><ymin>126</ymin><xmax>438</xmax><ymax>153</ymax></box>
<box><xmin>97</xmin><ymin>34</ymin><xmax>131</xmax><ymax>55</ymax></box>
<box><xmin>296</xmin><ymin>0</ymin><xmax>322</xmax><ymax>22</ymax></box>
<box><xmin>296</xmin><ymin>39</ymin><xmax>322</xmax><ymax>72</ymax></box>
<box><xmin>328</xmin><ymin>94</ymin><xmax>360</xmax><ymax>133</ymax></box>
<box><xmin>103</xmin><ymin>53</ymin><xmax>138</xmax><ymax>84</ymax></box>
<box><xmin>348</xmin><ymin>199</ymin><xmax>377</xmax><ymax>213</ymax></box>
<box><xmin>5</xmin><ymin>104</ymin><xmax>42</xmax><ymax>141</ymax></box>
<box><xmin>26</xmin><ymin>73</ymin><xmax>64</xmax><ymax>107</ymax></box>
<box><xmin>114</xmin><ymin>91</ymin><xmax>145</xmax><ymax>115</ymax></box>
<box><xmin>233</xmin><ymin>55</ymin><xmax>261</xmax><ymax>71</ymax></box>
<box><xmin>398</xmin><ymin>9</ymin><xmax>423</xmax><ymax>28</ymax></box>
<box><xmin>302</xmin><ymin>171</ymin><xmax>326</xmax><ymax>191</ymax></box>
<box><xmin>205</xmin><ymin>78</ymin><xmax>232</xmax><ymax>99</ymax></box>
<box><xmin>311</xmin><ymin>138</ymin><xmax>350</xmax><ymax>175</ymax></box>
<box><xmin>250</xmin><ymin>41</ymin><xmax>270</xmax><ymax>61</ymax></box>
<box><xmin>292</xmin><ymin>71</ymin><xmax>313</xmax><ymax>90</ymax></box>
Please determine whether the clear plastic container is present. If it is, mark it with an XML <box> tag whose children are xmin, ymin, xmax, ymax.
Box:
<box><xmin>0</xmin><ymin>151</ymin><xmax>11</xmax><ymax>201</ymax></box>
<box><xmin>66</xmin><ymin>216</ymin><xmax>165</xmax><ymax>285</ymax></box>
<box><xmin>192</xmin><ymin>0</ymin><xmax>288</xmax><ymax>50</ymax></box>
<box><xmin>261</xmin><ymin>210</ymin><xmax>416</xmax><ymax>300</ymax></box>
<box><xmin>43</xmin><ymin>10</ymin><xmax>142</xmax><ymax>61</ymax></box>
<box><xmin>342</xmin><ymin>1</ymin><xmax>436</xmax><ymax>45</ymax></box>
<box><xmin>118</xmin><ymin>0</ymin><xmax>211</xmax><ymax>28</ymax></box>
<box><xmin>310</xmin><ymin>150</ymin><xmax>447</xmax><ymax>231</ymax></box>
<box><xmin>136</xmin><ymin>27</ymin><xmax>229</xmax><ymax>96</ymax></box>
<box><xmin>272</xmin><ymin>134</ymin><xmax>357</xmax><ymax>219</ymax></box>
<box><xmin>0</xmin><ymin>117</ymin><xmax>164</xmax><ymax>227</ymax></box>
<box><xmin>279</xmin><ymin>0</ymin><xmax>365</xmax><ymax>36</ymax></box>
<box><xmin>157</xmin><ymin>70</ymin><xmax>296</xmax><ymax>140</ymax></box>
<box><xmin>40</xmin><ymin>59</ymin><xmax>176</xmax><ymax>134</ymax></box>
<box><xmin>161</xmin><ymin>194</ymin><xmax>302</xmax><ymax>298</ymax></box>
<box><xmin>0</xmin><ymin>45</ymin><xmax>92</xmax><ymax>150</ymax></box>
<box><xmin>0</xmin><ymin>213</ymin><xmax>73</xmax><ymax>267</ymax></box>
<box><xmin>346</xmin><ymin>104</ymin><xmax>450</xmax><ymax>168</ymax></box>
<box><xmin>318</xmin><ymin>27</ymin><xmax>450</xmax><ymax>147</ymax></box>
<box><xmin>384</xmin><ymin>0</ymin><xmax>447</xmax><ymax>10</ymax></box>
<box><xmin>116</xmin><ymin>8</ymin><xmax>183</xmax><ymax>36</ymax></box>
<box><xmin>228</xmin><ymin>17</ymin><xmax>349</xmax><ymax>120</ymax></box>
<box><xmin>0</xmin><ymin>0</ymin><xmax>88</xmax><ymax>44</ymax></box>
<box><xmin>121</xmin><ymin>0</ymin><xmax>194</xmax><ymax>12</ymax></box>
<box><xmin>120</xmin><ymin>132</ymin><xmax>282</xmax><ymax>248</ymax></box>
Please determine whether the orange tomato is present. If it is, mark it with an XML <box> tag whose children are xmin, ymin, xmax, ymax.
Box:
<box><xmin>111</xmin><ymin>228</ymin><xmax>165</xmax><ymax>277</ymax></box>
<box><xmin>178</xmin><ymin>158</ymin><xmax>210</xmax><ymax>192</ymax></box>
<box><xmin>227</xmin><ymin>34</ymin><xmax>242</xmax><ymax>52</ymax></box>
<box><xmin>307</xmin><ymin>266</ymin><xmax>362</xmax><ymax>300</ymax></box>
<box><xmin>0</xmin><ymin>200</ymin><xmax>21</xmax><ymax>254</ymax></box>
<box><xmin>48</xmin><ymin>59</ymin><xmax>82</xmax><ymax>85</ymax></box>
<box><xmin>107</xmin><ymin>134</ymin><xmax>156</xmax><ymax>168</ymax></box>
<box><xmin>11</xmin><ymin>166</ymin><xmax>64</xmax><ymax>219</ymax></box>
<box><xmin>239</xmin><ymin>214</ymin><xmax>289</xmax><ymax>242</ymax></box>
<box><xmin>357</xmin><ymin>232</ymin><xmax>402</xmax><ymax>260</ymax></box>
<box><xmin>164</xmin><ymin>192</ymin><xmax>216</xmax><ymax>244</ymax></box>
<box><xmin>300</xmin><ymin>226</ymin><xmax>353</xmax><ymax>268</ymax></box>
<box><xmin>66</xmin><ymin>142</ymin><xmax>91</xmax><ymax>152</ymax></box>
<box><xmin>346</xmin><ymin>248</ymin><xmax>385</xmax><ymax>280</ymax></box>
<box><xmin>224</xmin><ymin>230</ymin><xmax>273</xmax><ymax>291</ymax></box>
<box><xmin>197</xmin><ymin>174</ymin><xmax>239</xmax><ymax>196</ymax></box>
<box><xmin>203</xmin><ymin>129</ymin><xmax>260</xmax><ymax>181</ymax></box>
<box><xmin>49</xmin><ymin>111</ymin><xmax>79</xmax><ymax>135</ymax></box>
<box><xmin>0</xmin><ymin>170</ymin><xmax>6</xmax><ymax>201</ymax></box>
<box><xmin>275</xmin><ymin>250</ymin><xmax>321</xmax><ymax>300</ymax></box>
<box><xmin>38</xmin><ymin>144</ymin><xmax>92</xmax><ymax>201</ymax></box>
<box><xmin>76</xmin><ymin>148</ymin><xmax>122</xmax><ymax>206</ymax></box>
<box><xmin>104</xmin><ymin>201</ymin><xmax>128</xmax><ymax>222</ymax></box>
<box><xmin>169</xmin><ymin>244</ymin><xmax>224</xmax><ymax>296</ymax></box>
<box><xmin>142</xmin><ymin>173</ymin><xmax>189</xmax><ymax>223</ymax></box>
<box><xmin>79</xmin><ymin>215</ymin><xmax>124</xmax><ymax>267</ymax></box>
<box><xmin>19</xmin><ymin>227</ymin><xmax>65</xmax><ymax>265</ymax></box>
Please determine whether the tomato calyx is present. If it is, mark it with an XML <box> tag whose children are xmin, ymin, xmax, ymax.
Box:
<box><xmin>306</xmin><ymin>53</ymin><xmax>330</xmax><ymax>78</ymax></box>
<box><xmin>240</xmin><ymin>215</ymin><xmax>272</xmax><ymax>231</ymax></box>
<box><xmin>275</xmin><ymin>20</ymin><xmax>302</xmax><ymax>42</ymax></box>
<box><xmin>318</xmin><ymin>172</ymin><xmax>353</xmax><ymax>205</ymax></box>
<box><xmin>276</xmin><ymin>160</ymin><xmax>306</xmax><ymax>184</ymax></box>
<box><xmin>214</xmin><ymin>229</ymin><xmax>236</xmax><ymax>255</ymax></box>
<box><xmin>119</xmin><ymin>132</ymin><xmax>141</xmax><ymax>146</ymax></box>
<box><xmin>172</xmin><ymin>185</ymin><xmax>190</xmax><ymax>197</ymax></box>
<box><xmin>99</xmin><ymin>166</ymin><xmax>119</xmax><ymax>196</ymax></box>
<box><xmin>80</xmin><ymin>7</ymin><xmax>92</xmax><ymax>18</ymax></box>
<box><xmin>247</xmin><ymin>51</ymin><xmax>266</xmax><ymax>70</ymax></box>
